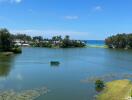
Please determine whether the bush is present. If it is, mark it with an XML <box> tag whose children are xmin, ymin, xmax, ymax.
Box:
<box><xmin>105</xmin><ymin>33</ymin><xmax>132</xmax><ymax>49</ymax></box>
<box><xmin>11</xmin><ymin>47</ymin><xmax>22</xmax><ymax>54</ymax></box>
<box><xmin>0</xmin><ymin>28</ymin><xmax>12</xmax><ymax>51</ymax></box>
<box><xmin>95</xmin><ymin>79</ymin><xmax>105</xmax><ymax>92</ymax></box>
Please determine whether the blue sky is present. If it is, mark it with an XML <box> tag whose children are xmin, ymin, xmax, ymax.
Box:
<box><xmin>0</xmin><ymin>0</ymin><xmax>132</xmax><ymax>40</ymax></box>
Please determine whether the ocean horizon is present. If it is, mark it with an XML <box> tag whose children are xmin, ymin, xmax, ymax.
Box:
<box><xmin>83</xmin><ymin>40</ymin><xmax>105</xmax><ymax>46</ymax></box>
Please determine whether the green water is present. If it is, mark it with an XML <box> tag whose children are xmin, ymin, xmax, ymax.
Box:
<box><xmin>0</xmin><ymin>47</ymin><xmax>132</xmax><ymax>100</ymax></box>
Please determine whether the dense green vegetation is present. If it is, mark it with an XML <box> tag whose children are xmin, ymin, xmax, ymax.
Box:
<box><xmin>0</xmin><ymin>28</ymin><xmax>22</xmax><ymax>53</ymax></box>
<box><xmin>31</xmin><ymin>35</ymin><xmax>86</xmax><ymax>48</ymax></box>
<box><xmin>105</xmin><ymin>33</ymin><xmax>132</xmax><ymax>49</ymax></box>
<box><xmin>12</xmin><ymin>33</ymin><xmax>32</xmax><ymax>42</ymax></box>
<box><xmin>0</xmin><ymin>29</ymin><xmax>12</xmax><ymax>51</ymax></box>
<box><xmin>0</xmin><ymin>28</ymin><xmax>86</xmax><ymax>51</ymax></box>
<box><xmin>95</xmin><ymin>79</ymin><xmax>105</xmax><ymax>92</ymax></box>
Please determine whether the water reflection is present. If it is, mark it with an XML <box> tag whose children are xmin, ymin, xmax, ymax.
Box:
<box><xmin>0</xmin><ymin>54</ymin><xmax>15</xmax><ymax>77</ymax></box>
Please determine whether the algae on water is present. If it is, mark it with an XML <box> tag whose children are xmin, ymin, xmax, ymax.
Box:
<box><xmin>0</xmin><ymin>87</ymin><xmax>49</xmax><ymax>100</ymax></box>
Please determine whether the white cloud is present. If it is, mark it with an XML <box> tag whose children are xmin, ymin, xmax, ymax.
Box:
<box><xmin>0</xmin><ymin>0</ymin><xmax>22</xmax><ymax>3</ymax></box>
<box><xmin>93</xmin><ymin>6</ymin><xmax>102</xmax><ymax>11</ymax></box>
<box><xmin>64</xmin><ymin>16</ymin><xmax>79</xmax><ymax>20</ymax></box>
<box><xmin>11</xmin><ymin>0</ymin><xmax>22</xmax><ymax>3</ymax></box>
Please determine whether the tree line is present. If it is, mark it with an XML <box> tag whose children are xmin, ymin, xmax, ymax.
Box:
<box><xmin>31</xmin><ymin>35</ymin><xmax>86</xmax><ymax>48</ymax></box>
<box><xmin>0</xmin><ymin>28</ymin><xmax>22</xmax><ymax>53</ymax></box>
<box><xmin>0</xmin><ymin>28</ymin><xmax>86</xmax><ymax>51</ymax></box>
<box><xmin>105</xmin><ymin>33</ymin><xmax>132</xmax><ymax>49</ymax></box>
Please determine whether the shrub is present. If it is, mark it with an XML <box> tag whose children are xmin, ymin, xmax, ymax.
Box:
<box><xmin>95</xmin><ymin>79</ymin><xmax>105</xmax><ymax>92</ymax></box>
<box><xmin>105</xmin><ymin>33</ymin><xmax>132</xmax><ymax>49</ymax></box>
<box><xmin>11</xmin><ymin>47</ymin><xmax>22</xmax><ymax>54</ymax></box>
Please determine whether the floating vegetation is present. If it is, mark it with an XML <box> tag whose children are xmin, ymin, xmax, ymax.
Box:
<box><xmin>81</xmin><ymin>73</ymin><xmax>132</xmax><ymax>83</ymax></box>
<box><xmin>0</xmin><ymin>87</ymin><xmax>49</xmax><ymax>100</ymax></box>
<box><xmin>50</xmin><ymin>61</ymin><xmax>60</xmax><ymax>66</ymax></box>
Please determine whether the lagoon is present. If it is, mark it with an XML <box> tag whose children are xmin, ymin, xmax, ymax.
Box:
<box><xmin>0</xmin><ymin>47</ymin><xmax>132</xmax><ymax>100</ymax></box>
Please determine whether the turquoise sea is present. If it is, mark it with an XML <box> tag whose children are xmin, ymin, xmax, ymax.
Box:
<box><xmin>84</xmin><ymin>40</ymin><xmax>105</xmax><ymax>46</ymax></box>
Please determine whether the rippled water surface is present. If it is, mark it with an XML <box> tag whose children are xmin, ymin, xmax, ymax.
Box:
<box><xmin>0</xmin><ymin>47</ymin><xmax>132</xmax><ymax>100</ymax></box>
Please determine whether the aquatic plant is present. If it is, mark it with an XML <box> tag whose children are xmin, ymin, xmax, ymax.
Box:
<box><xmin>50</xmin><ymin>61</ymin><xmax>60</xmax><ymax>66</ymax></box>
<box><xmin>0</xmin><ymin>87</ymin><xmax>49</xmax><ymax>100</ymax></box>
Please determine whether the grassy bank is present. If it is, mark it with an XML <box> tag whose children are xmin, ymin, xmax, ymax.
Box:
<box><xmin>97</xmin><ymin>79</ymin><xmax>132</xmax><ymax>100</ymax></box>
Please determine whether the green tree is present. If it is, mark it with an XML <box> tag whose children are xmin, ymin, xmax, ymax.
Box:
<box><xmin>105</xmin><ymin>33</ymin><xmax>132</xmax><ymax>49</ymax></box>
<box><xmin>14</xmin><ymin>34</ymin><xmax>32</xmax><ymax>42</ymax></box>
<box><xmin>33</xmin><ymin>36</ymin><xmax>43</xmax><ymax>42</ymax></box>
<box><xmin>95</xmin><ymin>79</ymin><xmax>105</xmax><ymax>92</ymax></box>
<box><xmin>61</xmin><ymin>35</ymin><xmax>71</xmax><ymax>48</ymax></box>
<box><xmin>0</xmin><ymin>28</ymin><xmax>12</xmax><ymax>51</ymax></box>
<box><xmin>52</xmin><ymin>35</ymin><xmax>62</xmax><ymax>41</ymax></box>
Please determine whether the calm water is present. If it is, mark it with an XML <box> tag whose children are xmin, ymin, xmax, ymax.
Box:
<box><xmin>0</xmin><ymin>47</ymin><xmax>132</xmax><ymax>100</ymax></box>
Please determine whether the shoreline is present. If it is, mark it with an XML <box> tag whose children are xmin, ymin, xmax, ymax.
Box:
<box><xmin>86</xmin><ymin>45</ymin><xmax>108</xmax><ymax>48</ymax></box>
<box><xmin>0</xmin><ymin>52</ymin><xmax>14</xmax><ymax>56</ymax></box>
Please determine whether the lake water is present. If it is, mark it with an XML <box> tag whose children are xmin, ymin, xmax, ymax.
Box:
<box><xmin>0</xmin><ymin>47</ymin><xmax>132</xmax><ymax>100</ymax></box>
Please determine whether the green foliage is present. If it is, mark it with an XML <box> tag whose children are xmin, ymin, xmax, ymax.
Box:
<box><xmin>52</xmin><ymin>35</ymin><xmax>62</xmax><ymax>41</ymax></box>
<box><xmin>105</xmin><ymin>33</ymin><xmax>132</xmax><ymax>49</ymax></box>
<box><xmin>11</xmin><ymin>47</ymin><xmax>22</xmax><ymax>54</ymax></box>
<box><xmin>95</xmin><ymin>79</ymin><xmax>105</xmax><ymax>92</ymax></box>
<box><xmin>33</xmin><ymin>36</ymin><xmax>43</xmax><ymax>42</ymax></box>
<box><xmin>32</xmin><ymin>35</ymin><xmax>86</xmax><ymax>48</ymax></box>
<box><xmin>0</xmin><ymin>28</ymin><xmax>86</xmax><ymax>49</ymax></box>
<box><xmin>0</xmin><ymin>28</ymin><xmax>22</xmax><ymax>53</ymax></box>
<box><xmin>0</xmin><ymin>28</ymin><xmax>12</xmax><ymax>51</ymax></box>
<box><xmin>131</xmin><ymin>90</ymin><xmax>132</xmax><ymax>97</ymax></box>
<box><xmin>60</xmin><ymin>35</ymin><xmax>86</xmax><ymax>48</ymax></box>
<box><xmin>31</xmin><ymin>42</ymin><xmax>52</xmax><ymax>48</ymax></box>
